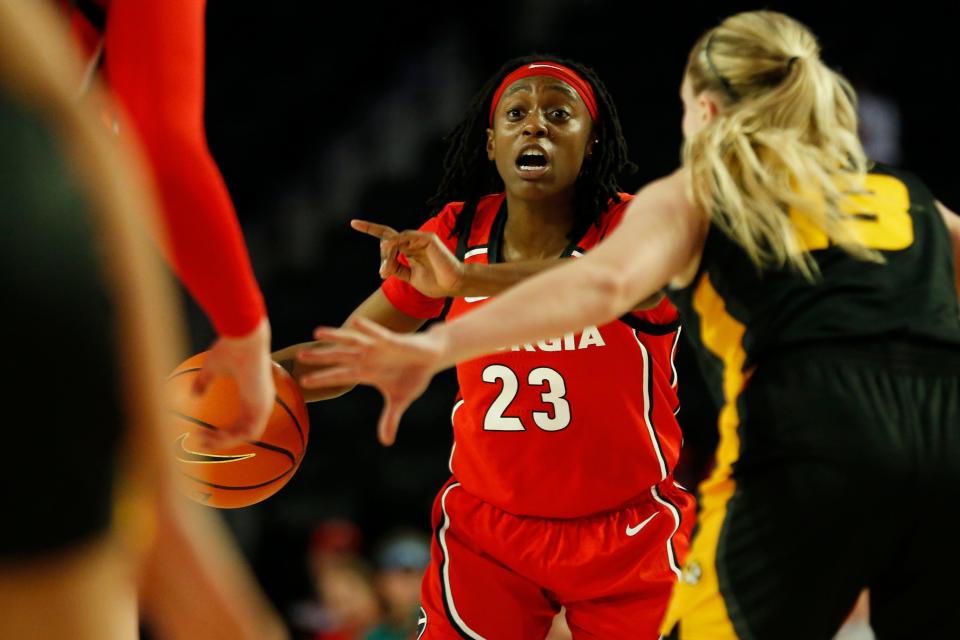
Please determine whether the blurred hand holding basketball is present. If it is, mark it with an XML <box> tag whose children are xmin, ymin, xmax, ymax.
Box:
<box><xmin>299</xmin><ymin>317</ymin><xmax>443</xmax><ymax>446</ymax></box>
<box><xmin>192</xmin><ymin>316</ymin><xmax>274</xmax><ymax>447</ymax></box>
<box><xmin>351</xmin><ymin>219</ymin><xmax>465</xmax><ymax>297</ymax></box>
<box><xmin>166</xmin><ymin>349</ymin><xmax>309</xmax><ymax>508</ymax></box>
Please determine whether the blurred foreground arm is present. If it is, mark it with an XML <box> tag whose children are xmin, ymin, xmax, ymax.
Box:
<box><xmin>106</xmin><ymin>0</ymin><xmax>273</xmax><ymax>446</ymax></box>
<box><xmin>139</xmin><ymin>496</ymin><xmax>288</xmax><ymax>640</ymax></box>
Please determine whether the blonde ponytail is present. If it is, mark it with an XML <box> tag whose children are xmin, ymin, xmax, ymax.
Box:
<box><xmin>684</xmin><ymin>11</ymin><xmax>877</xmax><ymax>278</ymax></box>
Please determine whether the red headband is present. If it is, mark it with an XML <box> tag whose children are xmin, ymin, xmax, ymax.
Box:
<box><xmin>488</xmin><ymin>62</ymin><xmax>599</xmax><ymax>125</ymax></box>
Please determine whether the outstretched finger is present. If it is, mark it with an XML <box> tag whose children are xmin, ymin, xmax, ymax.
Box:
<box><xmin>346</xmin><ymin>315</ymin><xmax>392</xmax><ymax>335</ymax></box>
<box><xmin>312</xmin><ymin>325</ymin><xmax>373</xmax><ymax>346</ymax></box>
<box><xmin>300</xmin><ymin>365</ymin><xmax>365</xmax><ymax>389</ymax></box>
<box><xmin>296</xmin><ymin>346</ymin><xmax>364</xmax><ymax>366</ymax></box>
<box><xmin>377</xmin><ymin>395</ymin><xmax>411</xmax><ymax>446</ymax></box>
<box><xmin>346</xmin><ymin>316</ymin><xmax>395</xmax><ymax>341</ymax></box>
<box><xmin>351</xmin><ymin>219</ymin><xmax>397</xmax><ymax>240</ymax></box>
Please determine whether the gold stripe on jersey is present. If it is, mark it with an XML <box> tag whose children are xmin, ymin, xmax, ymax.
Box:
<box><xmin>662</xmin><ymin>273</ymin><xmax>750</xmax><ymax>639</ymax></box>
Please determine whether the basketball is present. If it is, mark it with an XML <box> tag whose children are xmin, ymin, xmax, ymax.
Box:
<box><xmin>164</xmin><ymin>352</ymin><xmax>310</xmax><ymax>508</ymax></box>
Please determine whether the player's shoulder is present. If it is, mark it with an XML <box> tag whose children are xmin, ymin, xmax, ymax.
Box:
<box><xmin>428</xmin><ymin>201</ymin><xmax>462</xmax><ymax>232</ymax></box>
<box><xmin>432</xmin><ymin>194</ymin><xmax>504</xmax><ymax>231</ymax></box>
<box><xmin>868</xmin><ymin>162</ymin><xmax>935</xmax><ymax>204</ymax></box>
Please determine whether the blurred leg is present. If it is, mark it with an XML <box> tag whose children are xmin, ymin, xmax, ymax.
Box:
<box><xmin>0</xmin><ymin>536</ymin><xmax>137</xmax><ymax>640</ymax></box>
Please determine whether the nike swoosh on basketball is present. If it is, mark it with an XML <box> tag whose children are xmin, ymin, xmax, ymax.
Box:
<box><xmin>174</xmin><ymin>433</ymin><xmax>256</xmax><ymax>464</ymax></box>
<box><xmin>626</xmin><ymin>512</ymin><xmax>659</xmax><ymax>537</ymax></box>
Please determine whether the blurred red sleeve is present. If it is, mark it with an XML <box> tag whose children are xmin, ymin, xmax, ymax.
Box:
<box><xmin>105</xmin><ymin>0</ymin><xmax>265</xmax><ymax>337</ymax></box>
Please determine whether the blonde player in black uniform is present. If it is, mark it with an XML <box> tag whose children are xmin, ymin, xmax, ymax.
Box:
<box><xmin>301</xmin><ymin>10</ymin><xmax>960</xmax><ymax>639</ymax></box>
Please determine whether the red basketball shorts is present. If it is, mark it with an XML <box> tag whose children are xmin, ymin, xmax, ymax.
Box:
<box><xmin>417</xmin><ymin>477</ymin><xmax>695</xmax><ymax>639</ymax></box>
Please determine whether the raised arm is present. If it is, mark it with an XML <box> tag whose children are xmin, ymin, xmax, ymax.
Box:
<box><xmin>443</xmin><ymin>250</ymin><xmax>665</xmax><ymax>309</ymax></box>
<box><xmin>356</xmin><ymin>219</ymin><xmax>664</xmax><ymax>308</ymax></box>
<box><xmin>105</xmin><ymin>0</ymin><xmax>276</xmax><ymax>445</ymax></box>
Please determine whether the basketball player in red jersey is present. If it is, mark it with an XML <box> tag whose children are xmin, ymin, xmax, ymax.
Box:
<box><xmin>279</xmin><ymin>56</ymin><xmax>695</xmax><ymax>639</ymax></box>
<box><xmin>61</xmin><ymin>0</ymin><xmax>273</xmax><ymax>446</ymax></box>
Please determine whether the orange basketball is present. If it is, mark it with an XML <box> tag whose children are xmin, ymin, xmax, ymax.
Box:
<box><xmin>164</xmin><ymin>351</ymin><xmax>310</xmax><ymax>508</ymax></box>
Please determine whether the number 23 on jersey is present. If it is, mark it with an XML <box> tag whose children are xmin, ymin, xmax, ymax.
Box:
<box><xmin>481</xmin><ymin>364</ymin><xmax>571</xmax><ymax>432</ymax></box>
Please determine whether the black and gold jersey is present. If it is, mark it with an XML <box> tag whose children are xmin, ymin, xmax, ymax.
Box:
<box><xmin>668</xmin><ymin>163</ymin><xmax>960</xmax><ymax>408</ymax></box>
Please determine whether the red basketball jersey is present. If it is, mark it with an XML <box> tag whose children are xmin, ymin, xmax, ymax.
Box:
<box><xmin>382</xmin><ymin>194</ymin><xmax>683</xmax><ymax>518</ymax></box>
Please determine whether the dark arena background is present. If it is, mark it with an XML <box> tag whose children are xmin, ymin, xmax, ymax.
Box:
<box><xmin>178</xmin><ymin>1</ymin><xmax>959</xmax><ymax>637</ymax></box>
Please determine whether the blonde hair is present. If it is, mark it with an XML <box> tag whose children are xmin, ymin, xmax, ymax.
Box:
<box><xmin>684</xmin><ymin>10</ymin><xmax>877</xmax><ymax>278</ymax></box>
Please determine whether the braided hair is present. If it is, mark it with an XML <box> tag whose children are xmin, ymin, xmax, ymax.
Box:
<box><xmin>427</xmin><ymin>54</ymin><xmax>636</xmax><ymax>242</ymax></box>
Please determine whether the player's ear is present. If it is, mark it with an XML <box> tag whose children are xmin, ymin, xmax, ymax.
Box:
<box><xmin>698</xmin><ymin>92</ymin><xmax>721</xmax><ymax>125</ymax></box>
<box><xmin>486</xmin><ymin>128</ymin><xmax>495</xmax><ymax>161</ymax></box>
<box><xmin>585</xmin><ymin>135</ymin><xmax>598</xmax><ymax>160</ymax></box>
